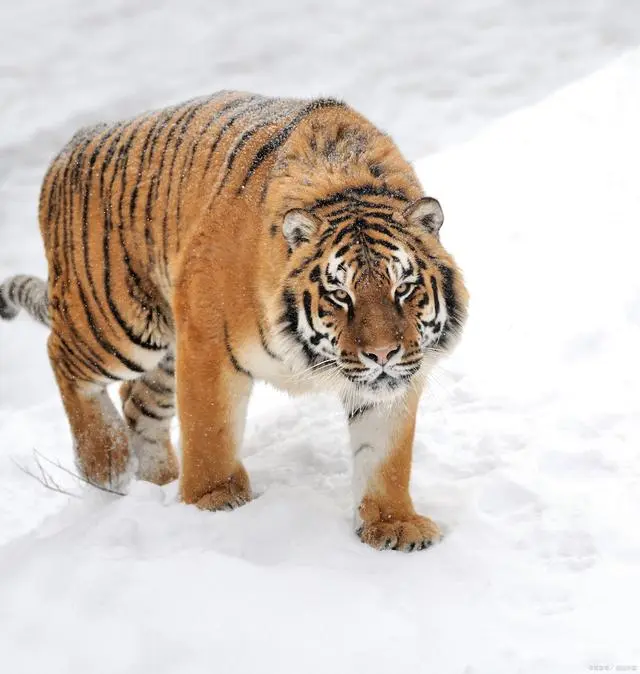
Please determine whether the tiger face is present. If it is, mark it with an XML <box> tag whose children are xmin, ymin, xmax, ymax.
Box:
<box><xmin>277</xmin><ymin>196</ymin><xmax>467</xmax><ymax>403</ymax></box>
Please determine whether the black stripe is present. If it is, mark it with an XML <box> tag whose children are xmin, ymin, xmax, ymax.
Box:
<box><xmin>224</xmin><ymin>323</ymin><xmax>252</xmax><ymax>378</ymax></box>
<box><xmin>309</xmin><ymin>265</ymin><xmax>322</xmax><ymax>283</ymax></box>
<box><xmin>11</xmin><ymin>278</ymin><xmax>25</xmax><ymax>305</ymax></box>
<box><xmin>154</xmin><ymin>399</ymin><xmax>176</xmax><ymax>410</ymax></box>
<box><xmin>103</xmin><ymin>120</ymin><xmax>166</xmax><ymax>352</ymax></box>
<box><xmin>323</xmin><ymin>264</ymin><xmax>340</xmax><ymax>285</ymax></box>
<box><xmin>202</xmin><ymin>96</ymin><xmax>265</xmax><ymax>176</ymax></box>
<box><xmin>159</xmin><ymin>102</ymin><xmax>203</xmax><ymax>260</ymax></box>
<box><xmin>41</xmin><ymin>162</ymin><xmax>56</xmax><ymax>221</ymax></box>
<box><xmin>321</xmin><ymin>292</ymin><xmax>344</xmax><ymax>313</ymax></box>
<box><xmin>302</xmin><ymin>290</ymin><xmax>315</xmax><ymax>332</ymax></box>
<box><xmin>54</xmin><ymin>354</ymin><xmax>90</xmax><ymax>385</ymax></box>
<box><xmin>310</xmin><ymin>188</ymin><xmax>399</xmax><ymax>212</ymax></box>
<box><xmin>258</xmin><ymin>319</ymin><xmax>280</xmax><ymax>361</ymax></box>
<box><xmin>333</xmin><ymin>225</ymin><xmax>354</xmax><ymax>245</ymax></box>
<box><xmin>52</xmin><ymin>337</ymin><xmax>97</xmax><ymax>384</ymax></box>
<box><xmin>239</xmin><ymin>98</ymin><xmax>346</xmax><ymax>193</ymax></box>
<box><xmin>48</xmin><ymin>169</ymin><xmax>64</xmax><ymax>282</ymax></box>
<box><xmin>137</xmin><ymin>111</ymin><xmax>177</xmax><ymax>259</ymax></box>
<box><xmin>440</xmin><ymin>266</ymin><xmax>459</xmax><ymax>321</ymax></box>
<box><xmin>78</xmin><ymin>285</ymin><xmax>145</xmax><ymax>373</ymax></box>
<box><xmin>437</xmin><ymin>265</ymin><xmax>463</xmax><ymax>350</ymax></box>
<box><xmin>317</xmin><ymin>286</ymin><xmax>349</xmax><ymax>322</ymax></box>
<box><xmin>141</xmin><ymin>377</ymin><xmax>174</xmax><ymax>396</ymax></box>
<box><xmin>129</xmin><ymin>114</ymin><xmax>162</xmax><ymax>226</ymax></box>
<box><xmin>346</xmin><ymin>185</ymin><xmax>409</xmax><ymax>201</ymax></box>
<box><xmin>53</xmin><ymin>320</ymin><xmax>120</xmax><ymax>381</ymax></box>
<box><xmin>46</xmin><ymin>171</ymin><xmax>60</xmax><ymax>226</ymax></box>
<box><xmin>362</xmin><ymin>234</ymin><xmax>399</xmax><ymax>250</ymax></box>
<box><xmin>362</xmin><ymin>222</ymin><xmax>400</xmax><ymax>238</ymax></box>
<box><xmin>163</xmin><ymin>102</ymin><xmax>204</xmax><ymax>212</ymax></box>
<box><xmin>98</xmin><ymin>123</ymin><xmax>128</xmax><ymax>196</ymax></box>
<box><xmin>358</xmin><ymin>209</ymin><xmax>395</xmax><ymax>222</ymax></box>
<box><xmin>183</xmin><ymin>95</ymin><xmax>254</xmax><ymax>179</ymax></box>
<box><xmin>280</xmin><ymin>289</ymin><xmax>299</xmax><ymax>334</ymax></box>
<box><xmin>400</xmin><ymin>229</ymin><xmax>437</xmax><ymax>261</ymax></box>
<box><xmin>328</xmin><ymin>214</ymin><xmax>354</xmax><ymax>226</ymax></box>
<box><xmin>174</xmin><ymin>102</ymin><xmax>214</xmax><ymax>243</ymax></box>
<box><xmin>147</xmin><ymin>102</ymin><xmax>189</xmax><ymax>167</ymax></box>
<box><xmin>83</xmin><ymin>124</ymin><xmax>131</xmax><ymax>332</ymax></box>
<box><xmin>59</xmin><ymin>134</ymin><xmax>140</xmax><ymax>376</ymax></box>
<box><xmin>430</xmin><ymin>276</ymin><xmax>440</xmax><ymax>316</ymax></box>
<box><xmin>154</xmin><ymin>107</ymin><xmax>196</xmax><ymax>276</ymax></box>
<box><xmin>289</xmin><ymin>255</ymin><xmax>316</xmax><ymax>278</ymax></box>
<box><xmin>129</xmin><ymin>394</ymin><xmax>165</xmax><ymax>421</ymax></box>
<box><xmin>323</xmin><ymin>205</ymin><xmax>353</xmax><ymax>219</ymax></box>
<box><xmin>217</xmin><ymin>100</ymin><xmax>284</xmax><ymax>194</ymax></box>
<box><xmin>159</xmin><ymin>361</ymin><xmax>175</xmax><ymax>376</ymax></box>
<box><xmin>117</xmin><ymin>116</ymin><xmax>161</xmax><ymax>307</ymax></box>
<box><xmin>310</xmin><ymin>190</ymin><xmax>359</xmax><ymax>211</ymax></box>
<box><xmin>144</xmin><ymin>105</ymin><xmax>191</xmax><ymax>205</ymax></box>
<box><xmin>348</xmin><ymin>405</ymin><xmax>373</xmax><ymax>423</ymax></box>
<box><xmin>144</xmin><ymin>174</ymin><xmax>157</xmax><ymax>260</ymax></box>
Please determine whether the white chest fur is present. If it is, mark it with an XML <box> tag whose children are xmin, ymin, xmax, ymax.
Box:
<box><xmin>239</xmin><ymin>342</ymin><xmax>324</xmax><ymax>396</ymax></box>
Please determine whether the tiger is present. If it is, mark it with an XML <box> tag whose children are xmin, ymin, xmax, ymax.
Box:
<box><xmin>0</xmin><ymin>91</ymin><xmax>468</xmax><ymax>552</ymax></box>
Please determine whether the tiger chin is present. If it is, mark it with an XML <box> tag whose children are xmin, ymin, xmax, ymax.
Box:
<box><xmin>0</xmin><ymin>91</ymin><xmax>468</xmax><ymax>552</ymax></box>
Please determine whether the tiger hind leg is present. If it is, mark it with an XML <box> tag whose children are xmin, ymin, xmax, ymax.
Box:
<box><xmin>120</xmin><ymin>351</ymin><xmax>179</xmax><ymax>486</ymax></box>
<box><xmin>47</xmin><ymin>333</ymin><xmax>133</xmax><ymax>490</ymax></box>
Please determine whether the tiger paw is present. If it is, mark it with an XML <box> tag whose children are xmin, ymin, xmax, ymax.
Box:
<box><xmin>135</xmin><ymin>441</ymin><xmax>180</xmax><ymax>486</ymax></box>
<box><xmin>195</xmin><ymin>485</ymin><xmax>251</xmax><ymax>512</ymax></box>
<box><xmin>184</xmin><ymin>466</ymin><xmax>252</xmax><ymax>512</ymax></box>
<box><xmin>356</xmin><ymin>514</ymin><xmax>442</xmax><ymax>552</ymax></box>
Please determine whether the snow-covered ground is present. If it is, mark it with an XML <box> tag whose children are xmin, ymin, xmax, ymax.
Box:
<box><xmin>3</xmin><ymin>0</ymin><xmax>640</xmax><ymax>160</ymax></box>
<box><xmin>2</xmin><ymin>3</ymin><xmax>640</xmax><ymax>673</ymax></box>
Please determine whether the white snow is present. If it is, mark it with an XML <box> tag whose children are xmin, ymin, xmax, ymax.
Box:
<box><xmin>2</xmin><ymin>4</ymin><xmax>640</xmax><ymax>672</ymax></box>
<box><xmin>3</xmin><ymin>1</ymin><xmax>640</xmax><ymax>158</ymax></box>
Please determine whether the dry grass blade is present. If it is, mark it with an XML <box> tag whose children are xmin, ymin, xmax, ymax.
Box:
<box><xmin>34</xmin><ymin>449</ymin><xmax>127</xmax><ymax>497</ymax></box>
<box><xmin>14</xmin><ymin>449</ymin><xmax>126</xmax><ymax>498</ymax></box>
<box><xmin>12</xmin><ymin>454</ymin><xmax>79</xmax><ymax>499</ymax></box>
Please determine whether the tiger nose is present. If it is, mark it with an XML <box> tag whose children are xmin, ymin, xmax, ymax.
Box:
<box><xmin>361</xmin><ymin>344</ymin><xmax>401</xmax><ymax>365</ymax></box>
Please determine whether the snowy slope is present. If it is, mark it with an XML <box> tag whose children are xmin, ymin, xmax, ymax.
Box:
<box><xmin>2</xmin><ymin>0</ymin><xmax>639</xmax><ymax>161</ymax></box>
<box><xmin>2</xmin><ymin>45</ymin><xmax>640</xmax><ymax>674</ymax></box>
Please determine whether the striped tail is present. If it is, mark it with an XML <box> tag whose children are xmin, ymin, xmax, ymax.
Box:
<box><xmin>0</xmin><ymin>275</ymin><xmax>50</xmax><ymax>327</ymax></box>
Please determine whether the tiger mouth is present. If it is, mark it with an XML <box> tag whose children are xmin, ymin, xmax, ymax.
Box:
<box><xmin>368</xmin><ymin>372</ymin><xmax>410</xmax><ymax>390</ymax></box>
<box><xmin>340</xmin><ymin>368</ymin><xmax>416</xmax><ymax>387</ymax></box>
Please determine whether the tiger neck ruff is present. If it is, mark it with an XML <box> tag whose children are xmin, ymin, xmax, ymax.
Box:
<box><xmin>0</xmin><ymin>91</ymin><xmax>468</xmax><ymax>552</ymax></box>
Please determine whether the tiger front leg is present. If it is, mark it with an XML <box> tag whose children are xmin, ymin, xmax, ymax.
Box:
<box><xmin>345</xmin><ymin>391</ymin><xmax>442</xmax><ymax>552</ymax></box>
<box><xmin>175</xmin><ymin>316</ymin><xmax>253</xmax><ymax>512</ymax></box>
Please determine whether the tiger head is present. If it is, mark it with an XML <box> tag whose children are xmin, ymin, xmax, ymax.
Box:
<box><xmin>275</xmin><ymin>194</ymin><xmax>469</xmax><ymax>404</ymax></box>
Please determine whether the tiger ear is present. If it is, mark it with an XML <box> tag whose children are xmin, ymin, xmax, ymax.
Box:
<box><xmin>282</xmin><ymin>209</ymin><xmax>320</xmax><ymax>248</ymax></box>
<box><xmin>403</xmin><ymin>197</ymin><xmax>444</xmax><ymax>236</ymax></box>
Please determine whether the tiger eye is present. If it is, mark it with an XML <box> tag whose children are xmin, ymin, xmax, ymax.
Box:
<box><xmin>334</xmin><ymin>289</ymin><xmax>349</xmax><ymax>302</ymax></box>
<box><xmin>396</xmin><ymin>283</ymin><xmax>410</xmax><ymax>296</ymax></box>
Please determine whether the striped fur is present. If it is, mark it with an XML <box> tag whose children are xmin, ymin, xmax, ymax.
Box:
<box><xmin>0</xmin><ymin>91</ymin><xmax>468</xmax><ymax>551</ymax></box>
<box><xmin>0</xmin><ymin>274</ymin><xmax>50</xmax><ymax>325</ymax></box>
<box><xmin>119</xmin><ymin>350</ymin><xmax>178</xmax><ymax>486</ymax></box>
